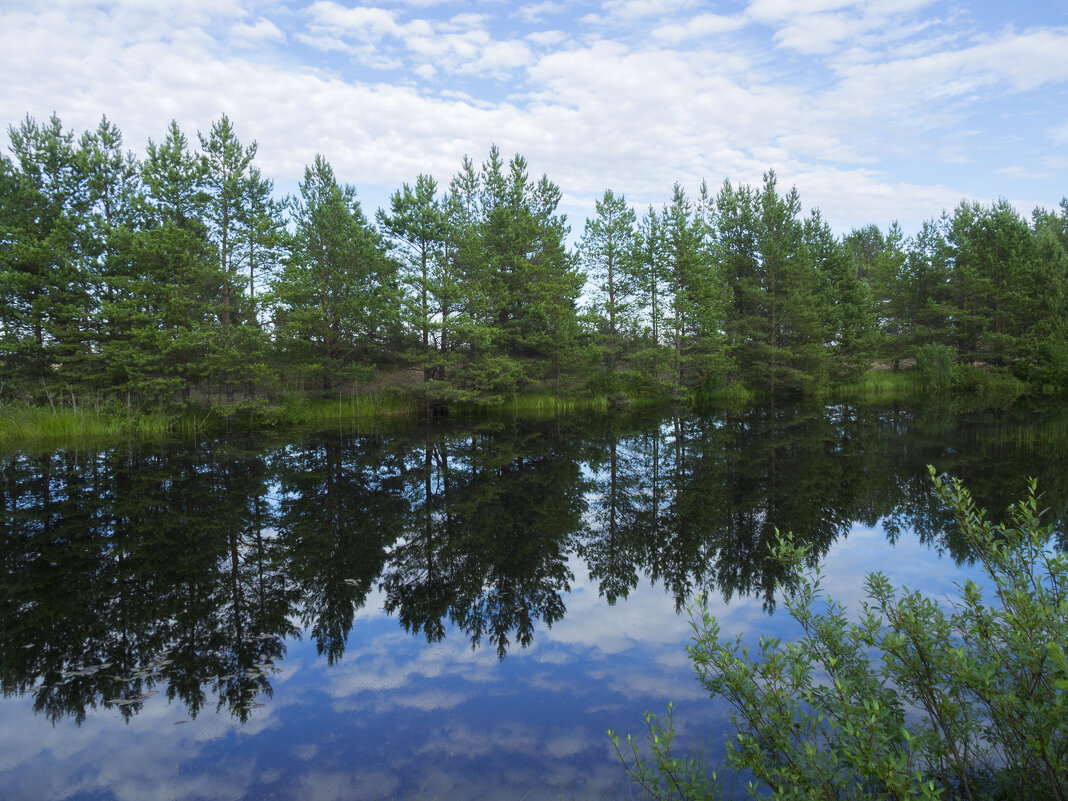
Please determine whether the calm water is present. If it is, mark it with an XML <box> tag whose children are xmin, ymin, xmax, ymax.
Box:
<box><xmin>1</xmin><ymin>400</ymin><xmax>1066</xmax><ymax>800</ymax></box>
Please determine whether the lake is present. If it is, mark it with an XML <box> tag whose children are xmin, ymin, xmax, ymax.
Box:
<box><xmin>1</xmin><ymin>399</ymin><xmax>1066</xmax><ymax>800</ymax></box>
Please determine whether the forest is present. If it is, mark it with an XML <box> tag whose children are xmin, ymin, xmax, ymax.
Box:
<box><xmin>2</xmin><ymin>113</ymin><xmax>1067</xmax><ymax>416</ymax></box>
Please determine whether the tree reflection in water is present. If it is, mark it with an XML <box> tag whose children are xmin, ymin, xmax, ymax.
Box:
<box><xmin>2</xmin><ymin>401</ymin><xmax>1066</xmax><ymax>725</ymax></box>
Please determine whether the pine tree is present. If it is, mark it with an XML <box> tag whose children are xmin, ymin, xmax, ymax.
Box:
<box><xmin>718</xmin><ymin>172</ymin><xmax>828</xmax><ymax>394</ymax></box>
<box><xmin>631</xmin><ymin>206</ymin><xmax>671</xmax><ymax>393</ymax></box>
<box><xmin>580</xmin><ymin>189</ymin><xmax>636</xmax><ymax>388</ymax></box>
<box><xmin>901</xmin><ymin>215</ymin><xmax>954</xmax><ymax>354</ymax></box>
<box><xmin>377</xmin><ymin>174</ymin><xmax>447</xmax><ymax>383</ymax></box>
<box><xmin>806</xmin><ymin>211</ymin><xmax>878</xmax><ymax>382</ymax></box>
<box><xmin>78</xmin><ymin>116</ymin><xmax>145</xmax><ymax>392</ymax></box>
<box><xmin>128</xmin><ymin>120</ymin><xmax>216</xmax><ymax>404</ymax></box>
<box><xmin>272</xmin><ymin>155</ymin><xmax>397</xmax><ymax>392</ymax></box>
<box><xmin>0</xmin><ymin>148</ymin><xmax>42</xmax><ymax>388</ymax></box>
<box><xmin>845</xmin><ymin>222</ymin><xmax>905</xmax><ymax>368</ymax></box>
<box><xmin>241</xmin><ymin>164</ymin><xmax>285</xmax><ymax>326</ymax></box>
<box><xmin>947</xmin><ymin>200</ymin><xmax>1040</xmax><ymax>366</ymax></box>
<box><xmin>715</xmin><ymin>179</ymin><xmax>759</xmax><ymax>386</ymax></box>
<box><xmin>198</xmin><ymin>116</ymin><xmax>271</xmax><ymax>405</ymax></box>
<box><xmin>2</xmin><ymin>114</ymin><xmax>88</xmax><ymax>394</ymax></box>
<box><xmin>428</xmin><ymin>156</ymin><xmax>521</xmax><ymax>402</ymax></box>
<box><xmin>467</xmin><ymin>147</ymin><xmax>582</xmax><ymax>394</ymax></box>
<box><xmin>1027</xmin><ymin>201</ymin><xmax>1068</xmax><ymax>383</ymax></box>
<box><xmin>661</xmin><ymin>183</ymin><xmax>729</xmax><ymax>398</ymax></box>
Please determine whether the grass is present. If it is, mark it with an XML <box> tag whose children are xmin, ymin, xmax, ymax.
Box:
<box><xmin>830</xmin><ymin>367</ymin><xmax>924</xmax><ymax>401</ymax></box>
<box><xmin>503</xmin><ymin>393</ymin><xmax>610</xmax><ymax>417</ymax></box>
<box><xmin>0</xmin><ymin>388</ymin><xmax>423</xmax><ymax>451</ymax></box>
<box><xmin>0</xmin><ymin>402</ymin><xmax>174</xmax><ymax>451</ymax></box>
<box><xmin>251</xmin><ymin>390</ymin><xmax>421</xmax><ymax>427</ymax></box>
<box><xmin>0</xmin><ymin>367</ymin><xmax>982</xmax><ymax>452</ymax></box>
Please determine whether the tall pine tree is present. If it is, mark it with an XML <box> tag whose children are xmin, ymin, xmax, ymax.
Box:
<box><xmin>272</xmin><ymin>155</ymin><xmax>397</xmax><ymax>392</ymax></box>
<box><xmin>580</xmin><ymin>189</ymin><xmax>636</xmax><ymax>388</ymax></box>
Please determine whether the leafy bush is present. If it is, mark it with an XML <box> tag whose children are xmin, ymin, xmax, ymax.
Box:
<box><xmin>950</xmin><ymin>364</ymin><xmax>1027</xmax><ymax>399</ymax></box>
<box><xmin>616</xmin><ymin>467</ymin><xmax>1068</xmax><ymax>800</ymax></box>
<box><xmin>610</xmin><ymin>703</ymin><xmax>724</xmax><ymax>801</ymax></box>
<box><xmin>916</xmin><ymin>344</ymin><xmax>957</xmax><ymax>392</ymax></box>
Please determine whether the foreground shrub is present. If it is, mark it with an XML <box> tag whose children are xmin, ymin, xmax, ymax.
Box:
<box><xmin>616</xmin><ymin>467</ymin><xmax>1068</xmax><ymax>800</ymax></box>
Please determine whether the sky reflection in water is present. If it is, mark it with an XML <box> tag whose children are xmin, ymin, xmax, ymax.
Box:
<box><xmin>1</xmin><ymin>403</ymin><xmax>1062</xmax><ymax>800</ymax></box>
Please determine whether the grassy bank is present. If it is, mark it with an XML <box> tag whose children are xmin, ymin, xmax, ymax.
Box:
<box><xmin>0</xmin><ymin>390</ymin><xmax>422</xmax><ymax>451</ymax></box>
<box><xmin>0</xmin><ymin>366</ymin><xmax>1043</xmax><ymax>451</ymax></box>
<box><xmin>829</xmin><ymin>368</ymin><xmax>924</xmax><ymax>401</ymax></box>
<box><xmin>0</xmin><ymin>403</ymin><xmax>175</xmax><ymax>450</ymax></box>
<box><xmin>460</xmin><ymin>392</ymin><xmax>614</xmax><ymax>419</ymax></box>
<box><xmin>243</xmin><ymin>390</ymin><xmax>422</xmax><ymax>427</ymax></box>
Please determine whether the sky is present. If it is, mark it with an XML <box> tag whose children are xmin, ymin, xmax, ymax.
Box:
<box><xmin>2</xmin><ymin>0</ymin><xmax>1067</xmax><ymax>238</ymax></box>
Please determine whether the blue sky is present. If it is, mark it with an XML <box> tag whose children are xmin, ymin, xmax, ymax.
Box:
<box><xmin>2</xmin><ymin>0</ymin><xmax>1067</xmax><ymax>236</ymax></box>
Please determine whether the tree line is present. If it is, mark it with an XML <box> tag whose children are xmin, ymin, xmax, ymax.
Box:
<box><xmin>2</xmin><ymin>113</ymin><xmax>1067</xmax><ymax>412</ymax></box>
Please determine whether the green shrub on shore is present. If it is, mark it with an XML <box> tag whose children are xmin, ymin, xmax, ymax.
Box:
<box><xmin>917</xmin><ymin>344</ymin><xmax>957</xmax><ymax>392</ymax></box>
<box><xmin>616</xmin><ymin>467</ymin><xmax>1068</xmax><ymax>800</ymax></box>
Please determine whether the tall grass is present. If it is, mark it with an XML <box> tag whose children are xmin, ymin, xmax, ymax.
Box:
<box><xmin>248</xmin><ymin>390</ymin><xmax>421</xmax><ymax>428</ymax></box>
<box><xmin>830</xmin><ymin>368</ymin><xmax>923</xmax><ymax>401</ymax></box>
<box><xmin>461</xmin><ymin>392</ymin><xmax>611</xmax><ymax>420</ymax></box>
<box><xmin>0</xmin><ymin>403</ymin><xmax>173</xmax><ymax>451</ymax></box>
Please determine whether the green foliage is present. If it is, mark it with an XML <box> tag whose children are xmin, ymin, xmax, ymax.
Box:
<box><xmin>581</xmin><ymin>188</ymin><xmax>637</xmax><ymax>387</ymax></box>
<box><xmin>950</xmin><ymin>364</ymin><xmax>1027</xmax><ymax>400</ymax></box>
<box><xmin>845</xmin><ymin>222</ymin><xmax>905</xmax><ymax>367</ymax></box>
<box><xmin>916</xmin><ymin>343</ymin><xmax>957</xmax><ymax>392</ymax></box>
<box><xmin>197</xmin><ymin>115</ymin><xmax>275</xmax><ymax>403</ymax></box>
<box><xmin>377</xmin><ymin>172</ymin><xmax>448</xmax><ymax>385</ymax></box>
<box><xmin>808</xmin><ymin>212</ymin><xmax>880</xmax><ymax>383</ymax></box>
<box><xmin>610</xmin><ymin>703</ymin><xmax>724</xmax><ymax>801</ymax></box>
<box><xmin>716</xmin><ymin>173</ymin><xmax>833</xmax><ymax>395</ymax></box>
<box><xmin>1</xmin><ymin>114</ymin><xmax>88</xmax><ymax>389</ymax></box>
<box><xmin>273</xmin><ymin>154</ymin><xmax>397</xmax><ymax>391</ymax></box>
<box><xmin>619</xmin><ymin>467</ymin><xmax>1068</xmax><ymax>800</ymax></box>
<box><xmin>662</xmin><ymin>182</ymin><xmax>731</xmax><ymax>399</ymax></box>
<box><xmin>832</xmin><ymin>368</ymin><xmax>922</xmax><ymax>402</ymax></box>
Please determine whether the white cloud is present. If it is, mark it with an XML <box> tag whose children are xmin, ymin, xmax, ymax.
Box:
<box><xmin>299</xmin><ymin>2</ymin><xmax>531</xmax><ymax>79</ymax></box>
<box><xmin>445</xmin><ymin>12</ymin><xmax>490</xmax><ymax>31</ymax></box>
<box><xmin>829</xmin><ymin>27</ymin><xmax>1068</xmax><ymax>129</ymax></box>
<box><xmin>295</xmin><ymin>769</ymin><xmax>399</xmax><ymax>801</ymax></box>
<box><xmin>652</xmin><ymin>12</ymin><xmax>748</xmax><ymax>43</ymax></box>
<box><xmin>742</xmin><ymin>0</ymin><xmax>945</xmax><ymax>58</ymax></box>
<box><xmin>544</xmin><ymin>729</ymin><xmax>592</xmax><ymax>758</ymax></box>
<box><xmin>230</xmin><ymin>17</ymin><xmax>285</xmax><ymax>46</ymax></box>
<box><xmin>393</xmin><ymin>689</ymin><xmax>468</xmax><ymax>711</ymax></box>
<box><xmin>305</xmin><ymin>2</ymin><xmax>403</xmax><ymax>40</ymax></box>
<box><xmin>526</xmin><ymin>29</ymin><xmax>569</xmax><ymax>47</ymax></box>
<box><xmin>403</xmin><ymin>27</ymin><xmax>534</xmax><ymax>77</ymax></box>
<box><xmin>600</xmin><ymin>0</ymin><xmax>700</xmax><ymax>21</ymax></box>
<box><xmin>294</xmin><ymin>31</ymin><xmax>352</xmax><ymax>53</ymax></box>
<box><xmin>995</xmin><ymin>166</ymin><xmax>1050</xmax><ymax>180</ymax></box>
<box><xmin>516</xmin><ymin>2</ymin><xmax>566</xmax><ymax>24</ymax></box>
<box><xmin>747</xmin><ymin>0</ymin><xmax>937</xmax><ymax>26</ymax></box>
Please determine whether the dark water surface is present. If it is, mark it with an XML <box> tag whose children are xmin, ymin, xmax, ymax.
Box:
<box><xmin>2</xmin><ymin>401</ymin><xmax>1066</xmax><ymax>800</ymax></box>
